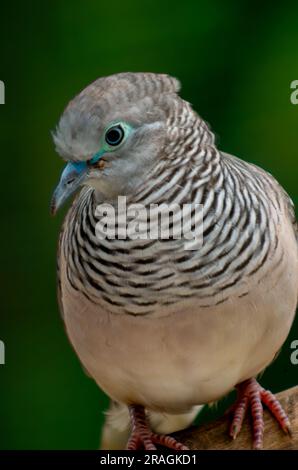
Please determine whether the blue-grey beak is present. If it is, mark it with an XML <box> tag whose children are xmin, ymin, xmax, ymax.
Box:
<box><xmin>51</xmin><ymin>161</ymin><xmax>88</xmax><ymax>215</ymax></box>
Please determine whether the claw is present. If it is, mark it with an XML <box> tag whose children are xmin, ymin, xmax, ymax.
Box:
<box><xmin>229</xmin><ymin>378</ymin><xmax>291</xmax><ymax>449</ymax></box>
<box><xmin>127</xmin><ymin>404</ymin><xmax>189</xmax><ymax>451</ymax></box>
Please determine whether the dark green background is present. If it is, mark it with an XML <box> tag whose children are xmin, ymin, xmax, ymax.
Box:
<box><xmin>0</xmin><ymin>0</ymin><xmax>297</xmax><ymax>449</ymax></box>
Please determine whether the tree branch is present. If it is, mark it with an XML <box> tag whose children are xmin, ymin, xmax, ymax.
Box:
<box><xmin>174</xmin><ymin>386</ymin><xmax>298</xmax><ymax>450</ymax></box>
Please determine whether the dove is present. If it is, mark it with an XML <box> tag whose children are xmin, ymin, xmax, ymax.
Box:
<box><xmin>51</xmin><ymin>73</ymin><xmax>297</xmax><ymax>449</ymax></box>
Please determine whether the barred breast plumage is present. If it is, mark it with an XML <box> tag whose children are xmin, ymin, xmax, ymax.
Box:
<box><xmin>53</xmin><ymin>72</ymin><xmax>298</xmax><ymax>449</ymax></box>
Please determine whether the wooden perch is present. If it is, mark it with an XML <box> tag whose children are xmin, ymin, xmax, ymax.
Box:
<box><xmin>174</xmin><ymin>386</ymin><xmax>298</xmax><ymax>450</ymax></box>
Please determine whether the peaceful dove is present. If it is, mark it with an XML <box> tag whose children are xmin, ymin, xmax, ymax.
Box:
<box><xmin>51</xmin><ymin>73</ymin><xmax>297</xmax><ymax>450</ymax></box>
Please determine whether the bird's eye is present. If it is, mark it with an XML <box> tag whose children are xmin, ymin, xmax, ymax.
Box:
<box><xmin>105</xmin><ymin>125</ymin><xmax>125</xmax><ymax>147</ymax></box>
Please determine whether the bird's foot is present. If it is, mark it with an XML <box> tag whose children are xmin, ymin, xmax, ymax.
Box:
<box><xmin>230</xmin><ymin>378</ymin><xmax>291</xmax><ymax>449</ymax></box>
<box><xmin>126</xmin><ymin>405</ymin><xmax>189</xmax><ymax>450</ymax></box>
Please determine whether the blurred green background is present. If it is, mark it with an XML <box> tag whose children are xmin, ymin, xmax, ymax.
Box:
<box><xmin>0</xmin><ymin>0</ymin><xmax>297</xmax><ymax>449</ymax></box>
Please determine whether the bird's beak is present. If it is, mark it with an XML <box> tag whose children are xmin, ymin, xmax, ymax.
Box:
<box><xmin>50</xmin><ymin>161</ymin><xmax>88</xmax><ymax>215</ymax></box>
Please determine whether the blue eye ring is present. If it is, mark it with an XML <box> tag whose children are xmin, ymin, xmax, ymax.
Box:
<box><xmin>89</xmin><ymin>122</ymin><xmax>131</xmax><ymax>165</ymax></box>
<box><xmin>105</xmin><ymin>124</ymin><xmax>125</xmax><ymax>146</ymax></box>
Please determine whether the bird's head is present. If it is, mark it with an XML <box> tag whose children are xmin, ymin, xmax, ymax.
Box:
<box><xmin>51</xmin><ymin>72</ymin><xmax>182</xmax><ymax>214</ymax></box>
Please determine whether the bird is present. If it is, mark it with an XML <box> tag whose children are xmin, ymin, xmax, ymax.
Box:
<box><xmin>51</xmin><ymin>72</ymin><xmax>298</xmax><ymax>450</ymax></box>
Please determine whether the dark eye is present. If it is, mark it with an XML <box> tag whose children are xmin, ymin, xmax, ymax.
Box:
<box><xmin>105</xmin><ymin>125</ymin><xmax>125</xmax><ymax>146</ymax></box>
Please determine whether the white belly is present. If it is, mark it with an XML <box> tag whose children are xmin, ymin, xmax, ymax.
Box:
<box><xmin>60</xmin><ymin>246</ymin><xmax>297</xmax><ymax>413</ymax></box>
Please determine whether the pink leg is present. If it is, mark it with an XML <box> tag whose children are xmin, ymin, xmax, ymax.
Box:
<box><xmin>230</xmin><ymin>378</ymin><xmax>291</xmax><ymax>449</ymax></box>
<box><xmin>261</xmin><ymin>388</ymin><xmax>291</xmax><ymax>435</ymax></box>
<box><xmin>126</xmin><ymin>405</ymin><xmax>189</xmax><ymax>451</ymax></box>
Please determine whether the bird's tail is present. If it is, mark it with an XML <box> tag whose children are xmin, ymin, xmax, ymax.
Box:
<box><xmin>100</xmin><ymin>401</ymin><xmax>203</xmax><ymax>450</ymax></box>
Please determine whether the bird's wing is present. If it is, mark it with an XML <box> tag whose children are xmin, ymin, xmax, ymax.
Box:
<box><xmin>221</xmin><ymin>151</ymin><xmax>297</xmax><ymax>243</ymax></box>
<box><xmin>280</xmin><ymin>188</ymin><xmax>298</xmax><ymax>243</ymax></box>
